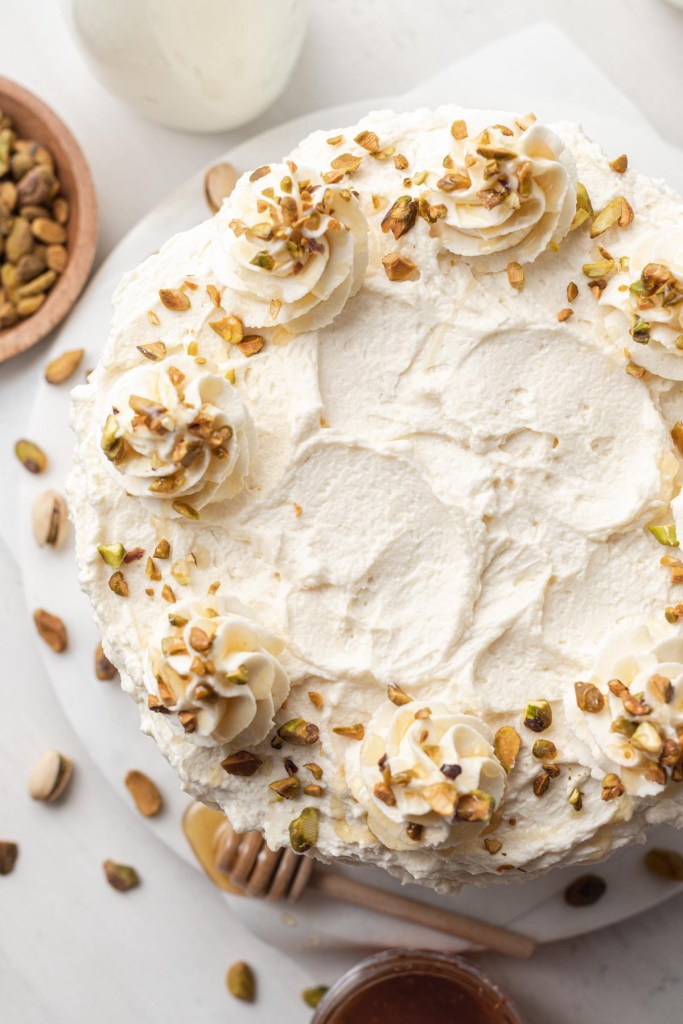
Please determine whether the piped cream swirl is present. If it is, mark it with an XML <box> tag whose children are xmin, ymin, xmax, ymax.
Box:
<box><xmin>346</xmin><ymin>700</ymin><xmax>506</xmax><ymax>851</ymax></box>
<box><xmin>425</xmin><ymin>120</ymin><xmax>576</xmax><ymax>272</ymax></box>
<box><xmin>600</xmin><ymin>230</ymin><xmax>683</xmax><ymax>380</ymax></box>
<box><xmin>211</xmin><ymin>162</ymin><xmax>368</xmax><ymax>333</ymax></box>
<box><xmin>144</xmin><ymin>595</ymin><xmax>290</xmax><ymax>748</ymax></box>
<box><xmin>101</xmin><ymin>355</ymin><xmax>255</xmax><ymax>512</ymax></box>
<box><xmin>565</xmin><ymin>625</ymin><xmax>683</xmax><ymax>797</ymax></box>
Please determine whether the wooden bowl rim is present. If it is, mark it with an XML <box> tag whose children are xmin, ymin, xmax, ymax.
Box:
<box><xmin>0</xmin><ymin>75</ymin><xmax>98</xmax><ymax>362</ymax></box>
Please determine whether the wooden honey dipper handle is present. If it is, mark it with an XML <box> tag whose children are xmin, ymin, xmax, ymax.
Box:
<box><xmin>309</xmin><ymin>871</ymin><xmax>536</xmax><ymax>960</ymax></box>
<box><xmin>213</xmin><ymin>822</ymin><xmax>536</xmax><ymax>960</ymax></box>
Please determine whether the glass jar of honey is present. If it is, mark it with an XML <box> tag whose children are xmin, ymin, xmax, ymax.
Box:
<box><xmin>312</xmin><ymin>949</ymin><xmax>522</xmax><ymax>1024</ymax></box>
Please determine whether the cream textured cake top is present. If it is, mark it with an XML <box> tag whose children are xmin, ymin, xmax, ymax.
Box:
<box><xmin>70</xmin><ymin>106</ymin><xmax>683</xmax><ymax>892</ymax></box>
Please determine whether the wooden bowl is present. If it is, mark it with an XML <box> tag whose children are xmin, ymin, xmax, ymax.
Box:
<box><xmin>0</xmin><ymin>76</ymin><xmax>97</xmax><ymax>362</ymax></box>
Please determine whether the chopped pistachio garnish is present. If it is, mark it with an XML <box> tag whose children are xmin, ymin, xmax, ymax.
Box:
<box><xmin>278</xmin><ymin>719</ymin><xmax>320</xmax><ymax>746</ymax></box>
<box><xmin>557</xmin><ymin>307</ymin><xmax>573</xmax><ymax>322</ymax></box>
<box><xmin>302</xmin><ymin>986</ymin><xmax>328</xmax><ymax>1009</ymax></box>
<box><xmin>209</xmin><ymin>314</ymin><xmax>244</xmax><ymax>345</ymax></box>
<box><xmin>137</xmin><ymin>341</ymin><xmax>166</xmax><ymax>362</ymax></box>
<box><xmin>601</xmin><ymin>772</ymin><xmax>625</xmax><ymax>800</ymax></box>
<box><xmin>381</xmin><ymin>252</ymin><xmax>418</xmax><ymax>282</ymax></box>
<box><xmin>582</xmin><ymin>258</ymin><xmax>614</xmax><ymax>279</ymax></box>
<box><xmin>507</xmin><ymin>261</ymin><xmax>524</xmax><ymax>291</ymax></box>
<box><xmin>532</xmin><ymin>772</ymin><xmax>551</xmax><ymax>797</ymax></box>
<box><xmin>630</xmin><ymin>721</ymin><xmax>663</xmax><ymax>755</ymax></box>
<box><xmin>532</xmin><ymin>739</ymin><xmax>557</xmax><ymax>760</ymax></box>
<box><xmin>484</xmin><ymin>838</ymin><xmax>502</xmax><ymax>855</ymax></box>
<box><xmin>307</xmin><ymin>690</ymin><xmax>323</xmax><ymax>710</ymax></box>
<box><xmin>567</xmin><ymin>281</ymin><xmax>579</xmax><ymax>302</ymax></box>
<box><xmin>108</xmin><ymin>571</ymin><xmax>129</xmax><ymax>597</ymax></box>
<box><xmin>574</xmin><ymin>681</ymin><xmax>605</xmax><ymax>714</ymax></box>
<box><xmin>387</xmin><ymin>683</ymin><xmax>412</xmax><ymax>706</ymax></box>
<box><xmin>381</xmin><ymin>196</ymin><xmax>418</xmax><ymax>240</ymax></box>
<box><xmin>354</xmin><ymin>130</ymin><xmax>379</xmax><ymax>153</ymax></box>
<box><xmin>303</xmin><ymin>762</ymin><xmax>323</xmax><ymax>780</ymax></box>
<box><xmin>159</xmin><ymin>288</ymin><xmax>190</xmax><ymax>311</ymax></box>
<box><xmin>523</xmin><ymin>699</ymin><xmax>552</xmax><ymax>733</ymax></box>
<box><xmin>568</xmin><ymin>787</ymin><xmax>583</xmax><ymax>811</ymax></box>
<box><xmin>493</xmin><ymin>726</ymin><xmax>521</xmax><ymax>773</ymax></box>
<box><xmin>610</xmin><ymin>154</ymin><xmax>628</xmax><ymax>174</ymax></box>
<box><xmin>269</xmin><ymin>776</ymin><xmax>301</xmax><ymax>799</ymax></box>
<box><xmin>289</xmin><ymin>806</ymin><xmax>318</xmax><ymax>853</ymax></box>
<box><xmin>333</xmin><ymin>724</ymin><xmax>365</xmax><ymax>741</ymax></box>
<box><xmin>172</xmin><ymin>500</ymin><xmax>199</xmax><ymax>521</ymax></box>
<box><xmin>450</xmin><ymin>119</ymin><xmax>468</xmax><ymax>141</ymax></box>
<box><xmin>649</xmin><ymin>523</ymin><xmax>678</xmax><ymax>547</ymax></box>
<box><xmin>456</xmin><ymin>789</ymin><xmax>494</xmax><ymax>822</ymax></box>
<box><xmin>221</xmin><ymin>750</ymin><xmax>263</xmax><ymax>777</ymax></box>
<box><xmin>97</xmin><ymin>543</ymin><xmax>126</xmax><ymax>569</ymax></box>
<box><xmin>154</xmin><ymin>538</ymin><xmax>171</xmax><ymax>559</ymax></box>
<box><xmin>650</xmin><ymin>674</ymin><xmax>674</xmax><ymax>704</ymax></box>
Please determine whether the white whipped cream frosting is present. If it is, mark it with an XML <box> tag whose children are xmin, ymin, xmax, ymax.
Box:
<box><xmin>346</xmin><ymin>700</ymin><xmax>506</xmax><ymax>851</ymax></box>
<box><xmin>145</xmin><ymin>595</ymin><xmax>290</xmax><ymax>747</ymax></box>
<box><xmin>211</xmin><ymin>162</ymin><xmax>369</xmax><ymax>334</ymax></box>
<box><xmin>600</xmin><ymin>229</ymin><xmax>683</xmax><ymax>380</ymax></box>
<box><xmin>565</xmin><ymin>625</ymin><xmax>683</xmax><ymax>797</ymax></box>
<box><xmin>101</xmin><ymin>354</ymin><xmax>255</xmax><ymax>512</ymax></box>
<box><xmin>424</xmin><ymin>120</ymin><xmax>577</xmax><ymax>272</ymax></box>
<box><xmin>69</xmin><ymin>106</ymin><xmax>683</xmax><ymax>892</ymax></box>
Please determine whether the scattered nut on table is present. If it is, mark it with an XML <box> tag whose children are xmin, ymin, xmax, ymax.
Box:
<box><xmin>28</xmin><ymin>749</ymin><xmax>73</xmax><ymax>802</ymax></box>
<box><xmin>32</xmin><ymin>489</ymin><xmax>68</xmax><ymax>547</ymax></box>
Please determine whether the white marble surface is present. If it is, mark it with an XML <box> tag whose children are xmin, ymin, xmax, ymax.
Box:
<box><xmin>3</xmin><ymin>1</ymin><xmax>683</xmax><ymax>1021</ymax></box>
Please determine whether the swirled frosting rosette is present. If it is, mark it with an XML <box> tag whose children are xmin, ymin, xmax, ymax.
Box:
<box><xmin>599</xmin><ymin>230</ymin><xmax>683</xmax><ymax>380</ymax></box>
<box><xmin>211</xmin><ymin>162</ymin><xmax>369</xmax><ymax>334</ymax></box>
<box><xmin>145</xmin><ymin>596</ymin><xmax>290</xmax><ymax>748</ymax></box>
<box><xmin>424</xmin><ymin>118</ymin><xmax>577</xmax><ymax>272</ymax></box>
<box><xmin>565</xmin><ymin>625</ymin><xmax>683</xmax><ymax>798</ymax></box>
<box><xmin>346</xmin><ymin>698</ymin><xmax>507</xmax><ymax>851</ymax></box>
<box><xmin>100</xmin><ymin>355</ymin><xmax>255</xmax><ymax>514</ymax></box>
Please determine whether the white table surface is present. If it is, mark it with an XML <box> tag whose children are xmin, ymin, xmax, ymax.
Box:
<box><xmin>3</xmin><ymin>2</ymin><xmax>683</xmax><ymax>1022</ymax></box>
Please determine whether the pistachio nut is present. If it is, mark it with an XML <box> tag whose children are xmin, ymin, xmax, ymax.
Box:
<box><xmin>387</xmin><ymin>682</ymin><xmax>412</xmax><ymax>706</ymax></box>
<box><xmin>532</xmin><ymin>739</ymin><xmax>557</xmax><ymax>760</ymax></box>
<box><xmin>95</xmin><ymin>643</ymin><xmax>118</xmax><ymax>681</ymax></box>
<box><xmin>209</xmin><ymin>313</ymin><xmax>244</xmax><ymax>345</ymax></box>
<box><xmin>204</xmin><ymin>162</ymin><xmax>238</xmax><ymax>213</ymax></box>
<box><xmin>493</xmin><ymin>726</ymin><xmax>521</xmax><ymax>773</ymax></box>
<box><xmin>32</xmin><ymin>489</ymin><xmax>68</xmax><ymax>547</ymax></box>
<box><xmin>574</xmin><ymin>681</ymin><xmax>605</xmax><ymax>714</ymax></box>
<box><xmin>33</xmin><ymin>608</ymin><xmax>67</xmax><ymax>652</ymax></box>
<box><xmin>98</xmin><ymin>543</ymin><xmax>126</xmax><ymax>569</ymax></box>
<box><xmin>45</xmin><ymin>244</ymin><xmax>68</xmax><ymax>273</ymax></box>
<box><xmin>108</xmin><ymin>571</ymin><xmax>129</xmax><ymax>597</ymax></box>
<box><xmin>303</xmin><ymin>762</ymin><xmax>323</xmax><ymax>781</ymax></box>
<box><xmin>278</xmin><ymin>718</ymin><xmax>320</xmax><ymax>746</ymax></box>
<box><xmin>332</xmin><ymin>724</ymin><xmax>365</xmax><ymax>741</ymax></box>
<box><xmin>523</xmin><ymin>699</ymin><xmax>552</xmax><ymax>733</ymax></box>
<box><xmin>456</xmin><ymin>789</ymin><xmax>495</xmax><ymax>822</ymax></box>
<box><xmin>302</xmin><ymin>987</ymin><xmax>328</xmax><ymax>1009</ymax></box>
<box><xmin>124</xmin><ymin>770</ymin><xmax>163</xmax><ymax>817</ymax></box>
<box><xmin>103</xmin><ymin>859</ymin><xmax>140</xmax><ymax>892</ymax></box>
<box><xmin>44</xmin><ymin>348</ymin><xmax>84</xmax><ymax>384</ymax></box>
<box><xmin>289</xmin><ymin>806</ymin><xmax>319</xmax><ymax>853</ymax></box>
<box><xmin>28</xmin><ymin>749</ymin><xmax>73</xmax><ymax>802</ymax></box>
<box><xmin>15</xmin><ymin>438</ymin><xmax>47</xmax><ymax>474</ymax></box>
<box><xmin>226</xmin><ymin>961</ymin><xmax>256</xmax><ymax>1003</ymax></box>
<box><xmin>159</xmin><ymin>287</ymin><xmax>190</xmax><ymax>311</ymax></box>
<box><xmin>269</xmin><ymin>776</ymin><xmax>301</xmax><ymax>799</ymax></box>
<box><xmin>644</xmin><ymin>847</ymin><xmax>683</xmax><ymax>881</ymax></box>
<box><xmin>221</xmin><ymin>750</ymin><xmax>263</xmax><ymax>777</ymax></box>
<box><xmin>381</xmin><ymin>252</ymin><xmax>418</xmax><ymax>282</ymax></box>
<box><xmin>136</xmin><ymin>341</ymin><xmax>166</xmax><ymax>362</ymax></box>
<box><xmin>30</xmin><ymin>217</ymin><xmax>65</xmax><ymax>245</ymax></box>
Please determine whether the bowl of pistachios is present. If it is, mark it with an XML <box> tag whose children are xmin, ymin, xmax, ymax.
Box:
<box><xmin>0</xmin><ymin>75</ymin><xmax>97</xmax><ymax>362</ymax></box>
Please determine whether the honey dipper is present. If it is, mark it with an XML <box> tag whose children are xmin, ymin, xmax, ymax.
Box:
<box><xmin>213</xmin><ymin>820</ymin><xmax>536</xmax><ymax>960</ymax></box>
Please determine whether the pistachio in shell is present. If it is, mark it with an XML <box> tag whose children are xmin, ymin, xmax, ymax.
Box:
<box><xmin>32</xmin><ymin>489</ymin><xmax>68</xmax><ymax>547</ymax></box>
<box><xmin>103</xmin><ymin>860</ymin><xmax>140</xmax><ymax>892</ymax></box>
<box><xmin>204</xmin><ymin>162</ymin><xmax>239</xmax><ymax>213</ymax></box>
<box><xmin>28</xmin><ymin>749</ymin><xmax>73</xmax><ymax>802</ymax></box>
<box><xmin>44</xmin><ymin>348</ymin><xmax>84</xmax><ymax>385</ymax></box>
<box><xmin>493</xmin><ymin>725</ymin><xmax>521</xmax><ymax>773</ymax></box>
<box><xmin>226</xmin><ymin>961</ymin><xmax>256</xmax><ymax>1003</ymax></box>
<box><xmin>124</xmin><ymin>770</ymin><xmax>163</xmax><ymax>817</ymax></box>
<box><xmin>33</xmin><ymin>608</ymin><xmax>67</xmax><ymax>652</ymax></box>
<box><xmin>15</xmin><ymin>438</ymin><xmax>47</xmax><ymax>474</ymax></box>
<box><xmin>289</xmin><ymin>806</ymin><xmax>319</xmax><ymax>853</ymax></box>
